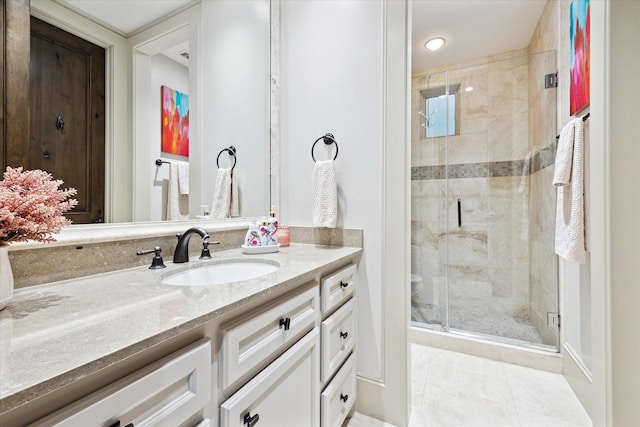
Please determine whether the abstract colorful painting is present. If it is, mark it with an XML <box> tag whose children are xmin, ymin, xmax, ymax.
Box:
<box><xmin>161</xmin><ymin>85</ymin><xmax>189</xmax><ymax>156</ymax></box>
<box><xmin>570</xmin><ymin>0</ymin><xmax>590</xmax><ymax>115</ymax></box>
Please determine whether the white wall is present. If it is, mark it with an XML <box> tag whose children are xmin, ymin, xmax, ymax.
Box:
<box><xmin>607</xmin><ymin>2</ymin><xmax>640</xmax><ymax>423</ymax></box>
<box><xmin>280</xmin><ymin>0</ymin><xmax>384</xmax><ymax>379</ymax></box>
<box><xmin>280</xmin><ymin>1</ymin><xmax>410</xmax><ymax>425</ymax></box>
<box><xmin>149</xmin><ymin>55</ymin><xmax>190</xmax><ymax>221</ymax></box>
<box><xmin>201</xmin><ymin>0</ymin><xmax>271</xmax><ymax>219</ymax></box>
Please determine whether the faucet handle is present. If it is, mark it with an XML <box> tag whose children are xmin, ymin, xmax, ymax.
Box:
<box><xmin>136</xmin><ymin>246</ymin><xmax>166</xmax><ymax>269</ymax></box>
<box><xmin>200</xmin><ymin>240</ymin><xmax>220</xmax><ymax>260</ymax></box>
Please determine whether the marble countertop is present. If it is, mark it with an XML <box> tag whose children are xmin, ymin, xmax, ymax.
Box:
<box><xmin>0</xmin><ymin>244</ymin><xmax>361</xmax><ymax>413</ymax></box>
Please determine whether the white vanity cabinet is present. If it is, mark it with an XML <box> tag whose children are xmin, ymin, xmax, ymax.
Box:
<box><xmin>30</xmin><ymin>339</ymin><xmax>212</xmax><ymax>427</ymax></box>
<box><xmin>217</xmin><ymin>262</ymin><xmax>357</xmax><ymax>427</ymax></box>
<box><xmin>319</xmin><ymin>263</ymin><xmax>357</xmax><ymax>427</ymax></box>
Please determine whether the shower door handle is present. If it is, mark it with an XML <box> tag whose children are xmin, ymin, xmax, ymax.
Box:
<box><xmin>457</xmin><ymin>199</ymin><xmax>462</xmax><ymax>228</ymax></box>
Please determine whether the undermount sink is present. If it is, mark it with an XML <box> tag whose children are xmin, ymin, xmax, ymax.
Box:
<box><xmin>160</xmin><ymin>260</ymin><xmax>280</xmax><ymax>287</ymax></box>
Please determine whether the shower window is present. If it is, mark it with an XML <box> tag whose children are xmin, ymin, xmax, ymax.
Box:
<box><xmin>420</xmin><ymin>83</ymin><xmax>460</xmax><ymax>138</ymax></box>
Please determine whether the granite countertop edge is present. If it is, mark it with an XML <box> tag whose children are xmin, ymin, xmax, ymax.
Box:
<box><xmin>0</xmin><ymin>244</ymin><xmax>362</xmax><ymax>414</ymax></box>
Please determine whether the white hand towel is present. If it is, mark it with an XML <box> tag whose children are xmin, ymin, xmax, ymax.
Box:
<box><xmin>167</xmin><ymin>163</ymin><xmax>189</xmax><ymax>220</ymax></box>
<box><xmin>230</xmin><ymin>172</ymin><xmax>239</xmax><ymax>217</ymax></box>
<box><xmin>555</xmin><ymin>118</ymin><xmax>587</xmax><ymax>263</ymax></box>
<box><xmin>177</xmin><ymin>162</ymin><xmax>189</xmax><ymax>195</ymax></box>
<box><xmin>211</xmin><ymin>168</ymin><xmax>232</xmax><ymax>219</ymax></box>
<box><xmin>312</xmin><ymin>160</ymin><xmax>337</xmax><ymax>228</ymax></box>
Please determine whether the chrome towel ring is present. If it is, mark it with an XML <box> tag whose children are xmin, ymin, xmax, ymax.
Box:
<box><xmin>311</xmin><ymin>133</ymin><xmax>339</xmax><ymax>162</ymax></box>
<box><xmin>216</xmin><ymin>146</ymin><xmax>237</xmax><ymax>170</ymax></box>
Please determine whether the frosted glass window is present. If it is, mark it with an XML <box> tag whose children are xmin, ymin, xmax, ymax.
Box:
<box><xmin>425</xmin><ymin>94</ymin><xmax>456</xmax><ymax>138</ymax></box>
<box><xmin>420</xmin><ymin>83</ymin><xmax>460</xmax><ymax>139</ymax></box>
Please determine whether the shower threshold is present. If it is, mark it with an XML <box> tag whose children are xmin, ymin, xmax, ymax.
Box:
<box><xmin>411</xmin><ymin>320</ymin><xmax>558</xmax><ymax>353</ymax></box>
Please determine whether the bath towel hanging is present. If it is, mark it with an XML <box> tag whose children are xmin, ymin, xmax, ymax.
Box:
<box><xmin>211</xmin><ymin>146</ymin><xmax>239</xmax><ymax>218</ymax></box>
<box><xmin>312</xmin><ymin>159</ymin><xmax>337</xmax><ymax>228</ymax></box>
<box><xmin>311</xmin><ymin>133</ymin><xmax>339</xmax><ymax>228</ymax></box>
<box><xmin>211</xmin><ymin>168</ymin><xmax>233</xmax><ymax>219</ymax></box>
<box><xmin>167</xmin><ymin>161</ymin><xmax>189</xmax><ymax>220</ymax></box>
<box><xmin>554</xmin><ymin>117</ymin><xmax>587</xmax><ymax>263</ymax></box>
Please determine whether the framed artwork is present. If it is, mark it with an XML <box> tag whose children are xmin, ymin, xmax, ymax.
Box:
<box><xmin>569</xmin><ymin>0</ymin><xmax>590</xmax><ymax>115</ymax></box>
<box><xmin>161</xmin><ymin>85</ymin><xmax>189</xmax><ymax>156</ymax></box>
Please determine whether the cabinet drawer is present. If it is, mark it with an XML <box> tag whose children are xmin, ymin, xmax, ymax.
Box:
<box><xmin>321</xmin><ymin>298</ymin><xmax>355</xmax><ymax>383</ymax></box>
<box><xmin>220</xmin><ymin>285</ymin><xmax>319</xmax><ymax>391</ymax></box>
<box><xmin>321</xmin><ymin>264</ymin><xmax>356</xmax><ymax>315</ymax></box>
<box><xmin>31</xmin><ymin>339</ymin><xmax>211</xmax><ymax>427</ymax></box>
<box><xmin>220</xmin><ymin>328</ymin><xmax>320</xmax><ymax>427</ymax></box>
<box><xmin>321</xmin><ymin>353</ymin><xmax>356</xmax><ymax>427</ymax></box>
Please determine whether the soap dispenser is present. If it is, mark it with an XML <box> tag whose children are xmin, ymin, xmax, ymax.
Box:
<box><xmin>244</xmin><ymin>221</ymin><xmax>261</xmax><ymax>247</ymax></box>
<box><xmin>266</xmin><ymin>205</ymin><xmax>279</xmax><ymax>246</ymax></box>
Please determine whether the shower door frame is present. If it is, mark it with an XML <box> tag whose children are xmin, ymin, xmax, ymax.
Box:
<box><xmin>410</xmin><ymin>51</ymin><xmax>561</xmax><ymax>353</ymax></box>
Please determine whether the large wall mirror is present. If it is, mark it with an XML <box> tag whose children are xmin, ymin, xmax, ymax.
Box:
<box><xmin>18</xmin><ymin>0</ymin><xmax>273</xmax><ymax>224</ymax></box>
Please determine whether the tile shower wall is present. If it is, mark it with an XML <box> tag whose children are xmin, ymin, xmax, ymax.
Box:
<box><xmin>411</xmin><ymin>50</ymin><xmax>558</xmax><ymax>343</ymax></box>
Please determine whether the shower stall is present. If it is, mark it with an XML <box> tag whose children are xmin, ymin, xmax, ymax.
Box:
<box><xmin>410</xmin><ymin>50</ymin><xmax>559</xmax><ymax>351</ymax></box>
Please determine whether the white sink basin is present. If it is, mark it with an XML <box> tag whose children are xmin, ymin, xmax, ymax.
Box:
<box><xmin>161</xmin><ymin>260</ymin><xmax>279</xmax><ymax>287</ymax></box>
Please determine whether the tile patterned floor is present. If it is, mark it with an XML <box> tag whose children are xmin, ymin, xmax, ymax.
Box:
<box><xmin>344</xmin><ymin>344</ymin><xmax>591</xmax><ymax>427</ymax></box>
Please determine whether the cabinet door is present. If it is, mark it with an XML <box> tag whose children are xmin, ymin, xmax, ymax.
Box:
<box><xmin>321</xmin><ymin>264</ymin><xmax>356</xmax><ymax>315</ymax></box>
<box><xmin>220</xmin><ymin>285</ymin><xmax>319</xmax><ymax>391</ymax></box>
<box><xmin>321</xmin><ymin>298</ymin><xmax>355</xmax><ymax>383</ymax></box>
<box><xmin>220</xmin><ymin>329</ymin><xmax>320</xmax><ymax>427</ymax></box>
<box><xmin>30</xmin><ymin>339</ymin><xmax>211</xmax><ymax>427</ymax></box>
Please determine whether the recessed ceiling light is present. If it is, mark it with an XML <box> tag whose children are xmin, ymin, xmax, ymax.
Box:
<box><xmin>425</xmin><ymin>37</ymin><xmax>446</xmax><ymax>51</ymax></box>
<box><xmin>465</xmin><ymin>86</ymin><xmax>473</xmax><ymax>92</ymax></box>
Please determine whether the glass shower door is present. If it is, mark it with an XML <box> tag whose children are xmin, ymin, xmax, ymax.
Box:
<box><xmin>411</xmin><ymin>51</ymin><xmax>559</xmax><ymax>351</ymax></box>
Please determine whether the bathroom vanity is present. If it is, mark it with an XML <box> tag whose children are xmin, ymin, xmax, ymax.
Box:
<box><xmin>0</xmin><ymin>243</ymin><xmax>361</xmax><ymax>427</ymax></box>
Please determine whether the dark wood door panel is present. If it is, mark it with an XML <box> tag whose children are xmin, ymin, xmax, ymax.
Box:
<box><xmin>1</xmin><ymin>0</ymin><xmax>31</xmax><ymax>169</ymax></box>
<box><xmin>30</xmin><ymin>17</ymin><xmax>105</xmax><ymax>224</ymax></box>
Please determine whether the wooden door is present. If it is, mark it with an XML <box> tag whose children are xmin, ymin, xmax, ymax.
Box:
<box><xmin>1</xmin><ymin>0</ymin><xmax>30</xmax><ymax>169</ymax></box>
<box><xmin>30</xmin><ymin>17</ymin><xmax>105</xmax><ymax>224</ymax></box>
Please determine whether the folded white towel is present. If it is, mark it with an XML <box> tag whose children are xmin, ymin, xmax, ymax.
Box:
<box><xmin>177</xmin><ymin>162</ymin><xmax>189</xmax><ymax>195</ymax></box>
<box><xmin>212</xmin><ymin>168</ymin><xmax>232</xmax><ymax>219</ymax></box>
<box><xmin>312</xmin><ymin>160</ymin><xmax>337</xmax><ymax>228</ymax></box>
<box><xmin>555</xmin><ymin>118</ymin><xmax>587</xmax><ymax>263</ymax></box>
<box><xmin>167</xmin><ymin>162</ymin><xmax>189</xmax><ymax>220</ymax></box>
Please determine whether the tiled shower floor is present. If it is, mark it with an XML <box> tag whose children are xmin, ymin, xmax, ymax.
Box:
<box><xmin>412</xmin><ymin>302</ymin><xmax>545</xmax><ymax>344</ymax></box>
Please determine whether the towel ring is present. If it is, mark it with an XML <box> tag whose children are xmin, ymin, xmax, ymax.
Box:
<box><xmin>216</xmin><ymin>146</ymin><xmax>237</xmax><ymax>170</ymax></box>
<box><xmin>311</xmin><ymin>133</ymin><xmax>339</xmax><ymax>162</ymax></box>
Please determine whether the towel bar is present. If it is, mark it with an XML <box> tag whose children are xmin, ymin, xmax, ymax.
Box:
<box><xmin>555</xmin><ymin>113</ymin><xmax>590</xmax><ymax>139</ymax></box>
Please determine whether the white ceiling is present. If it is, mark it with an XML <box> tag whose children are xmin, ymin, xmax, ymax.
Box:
<box><xmin>53</xmin><ymin>0</ymin><xmax>547</xmax><ymax>74</ymax></box>
<box><xmin>412</xmin><ymin>0</ymin><xmax>548</xmax><ymax>73</ymax></box>
<box><xmin>54</xmin><ymin>0</ymin><xmax>198</xmax><ymax>37</ymax></box>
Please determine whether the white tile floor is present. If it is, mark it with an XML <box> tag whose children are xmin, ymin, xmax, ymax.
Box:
<box><xmin>344</xmin><ymin>344</ymin><xmax>592</xmax><ymax>427</ymax></box>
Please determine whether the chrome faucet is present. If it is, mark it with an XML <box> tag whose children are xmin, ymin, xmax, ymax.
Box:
<box><xmin>173</xmin><ymin>227</ymin><xmax>211</xmax><ymax>263</ymax></box>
